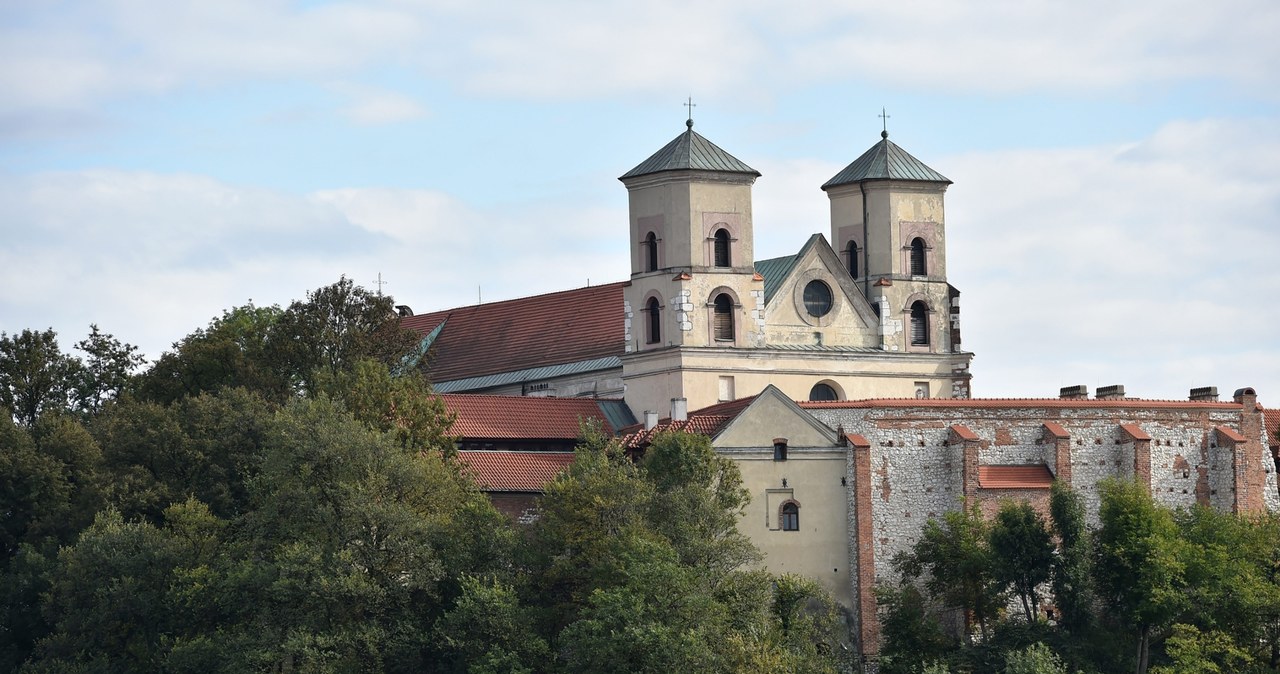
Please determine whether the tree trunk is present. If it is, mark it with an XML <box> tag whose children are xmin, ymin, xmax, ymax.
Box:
<box><xmin>1134</xmin><ymin>626</ymin><xmax>1150</xmax><ymax>674</ymax></box>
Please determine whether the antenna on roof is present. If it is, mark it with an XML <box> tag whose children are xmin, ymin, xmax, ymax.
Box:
<box><xmin>684</xmin><ymin>96</ymin><xmax>696</xmax><ymax>129</ymax></box>
<box><xmin>878</xmin><ymin>107</ymin><xmax>891</xmax><ymax>139</ymax></box>
<box><xmin>477</xmin><ymin>285</ymin><xmax>482</xmax><ymax>305</ymax></box>
<box><xmin>373</xmin><ymin>272</ymin><xmax>387</xmax><ymax>297</ymax></box>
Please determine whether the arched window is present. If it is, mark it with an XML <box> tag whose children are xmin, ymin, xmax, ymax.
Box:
<box><xmin>644</xmin><ymin>232</ymin><xmax>658</xmax><ymax>272</ymax></box>
<box><xmin>910</xmin><ymin>301</ymin><xmax>929</xmax><ymax>346</ymax></box>
<box><xmin>645</xmin><ymin>297</ymin><xmax>661</xmax><ymax>344</ymax></box>
<box><xmin>713</xmin><ymin>229</ymin><xmax>731</xmax><ymax>267</ymax></box>
<box><xmin>910</xmin><ymin>237</ymin><xmax>927</xmax><ymax>276</ymax></box>
<box><xmin>809</xmin><ymin>383</ymin><xmax>838</xmax><ymax>401</ymax></box>
<box><xmin>780</xmin><ymin>502</ymin><xmax>799</xmax><ymax>531</ymax></box>
<box><xmin>713</xmin><ymin>293</ymin><xmax>734</xmax><ymax>341</ymax></box>
<box><xmin>846</xmin><ymin>240</ymin><xmax>859</xmax><ymax>278</ymax></box>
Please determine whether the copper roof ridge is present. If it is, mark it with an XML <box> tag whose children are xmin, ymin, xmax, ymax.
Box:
<box><xmin>412</xmin><ymin>280</ymin><xmax>627</xmax><ymax>316</ymax></box>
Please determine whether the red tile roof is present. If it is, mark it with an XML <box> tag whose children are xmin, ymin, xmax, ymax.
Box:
<box><xmin>1263</xmin><ymin>409</ymin><xmax>1280</xmax><ymax>447</ymax></box>
<box><xmin>1042</xmin><ymin>421</ymin><xmax>1070</xmax><ymax>439</ymax></box>
<box><xmin>1119</xmin><ymin>423</ymin><xmax>1151</xmax><ymax>441</ymax></box>
<box><xmin>618</xmin><ymin>395</ymin><xmax>758</xmax><ymax>448</ymax></box>
<box><xmin>1214</xmin><ymin>425</ymin><xmax>1247</xmax><ymax>444</ymax></box>
<box><xmin>801</xmin><ymin>398</ymin><xmax>1243</xmax><ymax>410</ymax></box>
<box><xmin>457</xmin><ymin>451</ymin><xmax>574</xmax><ymax>492</ymax></box>
<box><xmin>949</xmin><ymin>424</ymin><xmax>980</xmax><ymax>442</ymax></box>
<box><xmin>979</xmin><ymin>464</ymin><xmax>1055</xmax><ymax>489</ymax></box>
<box><xmin>402</xmin><ymin>282</ymin><xmax>626</xmax><ymax>384</ymax></box>
<box><xmin>441</xmin><ymin>394</ymin><xmax>620</xmax><ymax>440</ymax></box>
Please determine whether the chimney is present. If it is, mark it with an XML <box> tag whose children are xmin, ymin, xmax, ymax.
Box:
<box><xmin>1097</xmin><ymin>385</ymin><xmax>1126</xmax><ymax>400</ymax></box>
<box><xmin>1060</xmin><ymin>385</ymin><xmax>1089</xmax><ymax>400</ymax></box>
<box><xmin>670</xmin><ymin>397</ymin><xmax>688</xmax><ymax>422</ymax></box>
<box><xmin>1189</xmin><ymin>386</ymin><xmax>1219</xmax><ymax>402</ymax></box>
<box><xmin>644</xmin><ymin>410</ymin><xmax>658</xmax><ymax>430</ymax></box>
<box><xmin>1233</xmin><ymin>387</ymin><xmax>1257</xmax><ymax>406</ymax></box>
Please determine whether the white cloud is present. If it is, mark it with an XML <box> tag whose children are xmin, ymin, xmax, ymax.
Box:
<box><xmin>945</xmin><ymin>118</ymin><xmax>1280</xmax><ymax>400</ymax></box>
<box><xmin>4</xmin><ymin>0</ymin><xmax>1277</xmax><ymax>126</ymax></box>
<box><xmin>330</xmin><ymin>83</ymin><xmax>427</xmax><ymax>125</ymax></box>
<box><xmin>0</xmin><ymin>170</ymin><xmax>627</xmax><ymax>362</ymax></box>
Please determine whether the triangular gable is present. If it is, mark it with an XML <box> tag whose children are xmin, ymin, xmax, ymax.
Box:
<box><xmin>712</xmin><ymin>385</ymin><xmax>838</xmax><ymax>449</ymax></box>
<box><xmin>762</xmin><ymin>233</ymin><xmax>879</xmax><ymax>331</ymax></box>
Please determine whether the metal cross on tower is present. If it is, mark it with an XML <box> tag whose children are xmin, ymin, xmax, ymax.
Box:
<box><xmin>684</xmin><ymin>97</ymin><xmax>696</xmax><ymax>126</ymax></box>
<box><xmin>879</xmin><ymin>107</ymin><xmax>891</xmax><ymax>136</ymax></box>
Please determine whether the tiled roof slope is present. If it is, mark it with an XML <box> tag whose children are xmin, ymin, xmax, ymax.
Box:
<box><xmin>822</xmin><ymin>134</ymin><xmax>950</xmax><ymax>189</ymax></box>
<box><xmin>980</xmin><ymin>465</ymin><xmax>1055</xmax><ymax>489</ymax></box>
<box><xmin>755</xmin><ymin>253</ymin><xmax>799</xmax><ymax>305</ymax></box>
<box><xmin>441</xmin><ymin>394</ymin><xmax>628</xmax><ymax>440</ymax></box>
<box><xmin>401</xmin><ymin>282</ymin><xmax>627</xmax><ymax>384</ymax></box>
<box><xmin>457</xmin><ymin>451</ymin><xmax>574</xmax><ymax>492</ymax></box>
<box><xmin>620</xmin><ymin>124</ymin><xmax>760</xmax><ymax>180</ymax></box>
<box><xmin>618</xmin><ymin>395</ymin><xmax>758</xmax><ymax>448</ymax></box>
<box><xmin>1263</xmin><ymin>408</ymin><xmax>1280</xmax><ymax>447</ymax></box>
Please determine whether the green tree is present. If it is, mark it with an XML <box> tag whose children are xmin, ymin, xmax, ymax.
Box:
<box><xmin>30</xmin><ymin>509</ymin><xmax>181</xmax><ymax>671</ymax></box>
<box><xmin>230</xmin><ymin>397</ymin><xmax>498</xmax><ymax>671</ymax></box>
<box><xmin>135</xmin><ymin>304</ymin><xmax>287</xmax><ymax>405</ymax></box>
<box><xmin>1048</xmin><ymin>481</ymin><xmax>1094</xmax><ymax>635</ymax></box>
<box><xmin>316</xmin><ymin>358</ymin><xmax>455</xmax><ymax>456</ymax></box>
<box><xmin>268</xmin><ymin>276</ymin><xmax>422</xmax><ymax>394</ymax></box>
<box><xmin>1175</xmin><ymin>507</ymin><xmax>1280</xmax><ymax>668</ymax></box>
<box><xmin>1003</xmin><ymin>642</ymin><xmax>1068</xmax><ymax>674</ymax></box>
<box><xmin>1150</xmin><ymin>623</ymin><xmax>1254</xmax><ymax>674</ymax></box>
<box><xmin>895</xmin><ymin>500</ymin><xmax>1003</xmax><ymax>642</ymax></box>
<box><xmin>0</xmin><ymin>329</ymin><xmax>82</xmax><ymax>426</ymax></box>
<box><xmin>0</xmin><ymin>415</ymin><xmax>69</xmax><ymax>562</ymax></box>
<box><xmin>1096</xmin><ymin>479</ymin><xmax>1187</xmax><ymax>674</ymax></box>
<box><xmin>875</xmin><ymin>583</ymin><xmax>953</xmax><ymax>674</ymax></box>
<box><xmin>989</xmin><ymin>500</ymin><xmax>1055</xmax><ymax>622</ymax></box>
<box><xmin>72</xmin><ymin>324</ymin><xmax>145</xmax><ymax>415</ymax></box>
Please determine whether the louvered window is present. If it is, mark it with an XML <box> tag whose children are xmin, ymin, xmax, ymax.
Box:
<box><xmin>910</xmin><ymin>238</ymin><xmax>927</xmax><ymax>276</ymax></box>
<box><xmin>645</xmin><ymin>232</ymin><xmax>658</xmax><ymax>272</ymax></box>
<box><xmin>713</xmin><ymin>294</ymin><xmax>734</xmax><ymax>341</ymax></box>
<box><xmin>713</xmin><ymin>229</ymin><xmax>731</xmax><ymax>267</ymax></box>
<box><xmin>846</xmin><ymin>241</ymin><xmax>859</xmax><ymax>278</ymax></box>
<box><xmin>910</xmin><ymin>301</ymin><xmax>929</xmax><ymax>346</ymax></box>
<box><xmin>646</xmin><ymin>297</ymin><xmax>661</xmax><ymax>344</ymax></box>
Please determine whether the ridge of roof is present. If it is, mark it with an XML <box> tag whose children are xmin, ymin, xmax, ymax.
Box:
<box><xmin>822</xmin><ymin>134</ymin><xmax>950</xmax><ymax>189</ymax></box>
<box><xmin>800</xmin><ymin>397</ymin><xmax>1245</xmax><ymax>410</ymax></box>
<box><xmin>620</xmin><ymin>124</ymin><xmax>760</xmax><ymax>180</ymax></box>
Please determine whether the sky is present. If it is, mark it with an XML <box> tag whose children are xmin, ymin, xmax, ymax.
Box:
<box><xmin>2</xmin><ymin>0</ymin><xmax>1278</xmax><ymax>404</ymax></box>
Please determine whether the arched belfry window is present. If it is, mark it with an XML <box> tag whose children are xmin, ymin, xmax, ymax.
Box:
<box><xmin>910</xmin><ymin>237</ymin><xmax>927</xmax><ymax>276</ymax></box>
<box><xmin>910</xmin><ymin>301</ymin><xmax>929</xmax><ymax>346</ymax></box>
<box><xmin>645</xmin><ymin>297</ymin><xmax>661</xmax><ymax>344</ymax></box>
<box><xmin>644</xmin><ymin>232</ymin><xmax>658</xmax><ymax>272</ymax></box>
<box><xmin>713</xmin><ymin>229</ymin><xmax>731</xmax><ymax>267</ymax></box>
<box><xmin>780</xmin><ymin>501</ymin><xmax>799</xmax><ymax>531</ymax></box>
<box><xmin>846</xmin><ymin>240</ymin><xmax>860</xmax><ymax>278</ymax></box>
<box><xmin>713</xmin><ymin>293</ymin><xmax>734</xmax><ymax>341</ymax></box>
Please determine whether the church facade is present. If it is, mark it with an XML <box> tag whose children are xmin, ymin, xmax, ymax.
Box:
<box><xmin>404</xmin><ymin>120</ymin><xmax>974</xmax><ymax>415</ymax></box>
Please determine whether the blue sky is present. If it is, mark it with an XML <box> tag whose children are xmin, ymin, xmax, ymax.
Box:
<box><xmin>2</xmin><ymin>0</ymin><xmax>1278</xmax><ymax>403</ymax></box>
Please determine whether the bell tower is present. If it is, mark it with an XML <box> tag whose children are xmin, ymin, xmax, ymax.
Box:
<box><xmin>619</xmin><ymin>117</ymin><xmax>763</xmax><ymax>353</ymax></box>
<box><xmin>822</xmin><ymin>130</ymin><xmax>964</xmax><ymax>372</ymax></box>
<box><xmin>619</xmin><ymin>116</ymin><xmax>764</xmax><ymax>414</ymax></box>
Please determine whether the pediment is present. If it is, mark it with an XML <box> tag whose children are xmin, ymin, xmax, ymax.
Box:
<box><xmin>713</xmin><ymin>385</ymin><xmax>838</xmax><ymax>449</ymax></box>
